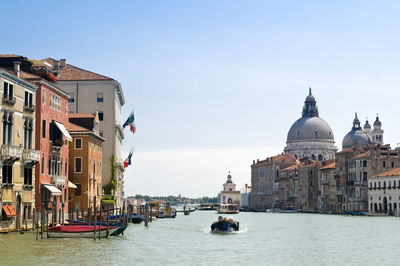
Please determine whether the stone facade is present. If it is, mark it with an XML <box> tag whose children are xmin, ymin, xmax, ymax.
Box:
<box><xmin>0</xmin><ymin>69</ymin><xmax>38</xmax><ymax>231</ymax></box>
<box><xmin>220</xmin><ymin>173</ymin><xmax>240</xmax><ymax>206</ymax></box>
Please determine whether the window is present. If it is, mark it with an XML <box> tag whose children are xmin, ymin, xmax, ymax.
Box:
<box><xmin>68</xmin><ymin>93</ymin><xmax>74</xmax><ymax>103</ymax></box>
<box><xmin>42</xmin><ymin>88</ymin><xmax>46</xmax><ymax>105</ymax></box>
<box><xmin>24</xmin><ymin>167</ymin><xmax>32</xmax><ymax>185</ymax></box>
<box><xmin>24</xmin><ymin>119</ymin><xmax>33</xmax><ymax>149</ymax></box>
<box><xmin>75</xmin><ymin>184</ymin><xmax>81</xmax><ymax>196</ymax></box>
<box><xmin>383</xmin><ymin>161</ymin><xmax>386</xmax><ymax>168</ymax></box>
<box><xmin>75</xmin><ymin>138</ymin><xmax>82</xmax><ymax>149</ymax></box>
<box><xmin>41</xmin><ymin>156</ymin><xmax>45</xmax><ymax>174</ymax></box>
<box><xmin>97</xmin><ymin>92</ymin><xmax>103</xmax><ymax>102</ymax></box>
<box><xmin>392</xmin><ymin>162</ymin><xmax>395</xmax><ymax>168</ymax></box>
<box><xmin>75</xmin><ymin>157</ymin><xmax>82</xmax><ymax>173</ymax></box>
<box><xmin>65</xmin><ymin>161</ymin><xmax>67</xmax><ymax>176</ymax></box>
<box><xmin>24</xmin><ymin>91</ymin><xmax>33</xmax><ymax>107</ymax></box>
<box><xmin>3</xmin><ymin>81</ymin><xmax>14</xmax><ymax>100</ymax></box>
<box><xmin>2</xmin><ymin>111</ymin><xmax>13</xmax><ymax>145</ymax></box>
<box><xmin>99</xmin><ymin>130</ymin><xmax>103</xmax><ymax>137</ymax></box>
<box><xmin>363</xmin><ymin>160</ymin><xmax>367</xmax><ymax>167</ymax></box>
<box><xmin>42</xmin><ymin>120</ymin><xmax>46</xmax><ymax>139</ymax></box>
<box><xmin>2</xmin><ymin>165</ymin><xmax>12</xmax><ymax>184</ymax></box>
<box><xmin>48</xmin><ymin>155</ymin><xmax>51</xmax><ymax>175</ymax></box>
<box><xmin>49</xmin><ymin>93</ymin><xmax>61</xmax><ymax>111</ymax></box>
<box><xmin>98</xmin><ymin>112</ymin><xmax>104</xmax><ymax>121</ymax></box>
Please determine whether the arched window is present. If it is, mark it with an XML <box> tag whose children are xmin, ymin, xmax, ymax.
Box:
<box><xmin>318</xmin><ymin>154</ymin><xmax>323</xmax><ymax>161</ymax></box>
<box><xmin>228</xmin><ymin>198</ymin><xmax>232</xmax><ymax>204</ymax></box>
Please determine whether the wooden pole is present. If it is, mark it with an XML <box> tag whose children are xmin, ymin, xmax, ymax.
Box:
<box><xmin>144</xmin><ymin>203</ymin><xmax>149</xmax><ymax>226</ymax></box>
<box><xmin>106</xmin><ymin>207</ymin><xmax>109</xmax><ymax>238</ymax></box>
<box><xmin>35</xmin><ymin>210</ymin><xmax>38</xmax><ymax>240</ymax></box>
<box><xmin>94</xmin><ymin>197</ymin><xmax>97</xmax><ymax>241</ymax></box>
<box><xmin>41</xmin><ymin>203</ymin><xmax>44</xmax><ymax>239</ymax></box>
<box><xmin>24</xmin><ymin>206</ymin><xmax>28</xmax><ymax>231</ymax></box>
<box><xmin>46</xmin><ymin>208</ymin><xmax>49</xmax><ymax>238</ymax></box>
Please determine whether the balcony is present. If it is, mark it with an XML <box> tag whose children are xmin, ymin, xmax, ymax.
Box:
<box><xmin>321</xmin><ymin>179</ymin><xmax>329</xmax><ymax>185</ymax></box>
<box><xmin>51</xmin><ymin>175</ymin><xmax>67</xmax><ymax>188</ymax></box>
<box><xmin>2</xmin><ymin>95</ymin><xmax>16</xmax><ymax>105</ymax></box>
<box><xmin>23</xmin><ymin>103</ymin><xmax>35</xmax><ymax>113</ymax></box>
<box><xmin>335</xmin><ymin>189</ymin><xmax>344</xmax><ymax>196</ymax></box>
<box><xmin>22</xmin><ymin>149</ymin><xmax>40</xmax><ymax>165</ymax></box>
<box><xmin>1</xmin><ymin>145</ymin><xmax>21</xmax><ymax>162</ymax></box>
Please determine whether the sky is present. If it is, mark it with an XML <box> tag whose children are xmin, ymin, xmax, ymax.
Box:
<box><xmin>3</xmin><ymin>1</ymin><xmax>400</xmax><ymax>197</ymax></box>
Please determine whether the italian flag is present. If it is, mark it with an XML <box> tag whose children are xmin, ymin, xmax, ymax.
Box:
<box><xmin>123</xmin><ymin>111</ymin><xmax>136</xmax><ymax>134</ymax></box>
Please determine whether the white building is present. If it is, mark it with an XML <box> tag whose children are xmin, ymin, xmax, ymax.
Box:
<box><xmin>43</xmin><ymin>58</ymin><xmax>126</xmax><ymax>208</ymax></box>
<box><xmin>220</xmin><ymin>172</ymin><xmax>240</xmax><ymax>205</ymax></box>
<box><xmin>368</xmin><ymin>168</ymin><xmax>400</xmax><ymax>215</ymax></box>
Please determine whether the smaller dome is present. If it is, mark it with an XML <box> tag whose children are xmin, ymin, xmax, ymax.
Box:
<box><xmin>342</xmin><ymin>113</ymin><xmax>371</xmax><ymax>149</ymax></box>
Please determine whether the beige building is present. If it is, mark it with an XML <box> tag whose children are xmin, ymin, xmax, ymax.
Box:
<box><xmin>42</xmin><ymin>58</ymin><xmax>126</xmax><ymax>208</ymax></box>
<box><xmin>0</xmin><ymin>67</ymin><xmax>39</xmax><ymax>231</ymax></box>
<box><xmin>318</xmin><ymin>161</ymin><xmax>336</xmax><ymax>213</ymax></box>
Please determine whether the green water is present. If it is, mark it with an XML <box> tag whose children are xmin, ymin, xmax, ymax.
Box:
<box><xmin>1</xmin><ymin>211</ymin><xmax>399</xmax><ymax>265</ymax></box>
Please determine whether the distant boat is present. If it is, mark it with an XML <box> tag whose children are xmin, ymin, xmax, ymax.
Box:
<box><xmin>344</xmin><ymin>210</ymin><xmax>365</xmax><ymax>216</ymax></box>
<box><xmin>47</xmin><ymin>225</ymin><xmax>120</xmax><ymax>238</ymax></box>
<box><xmin>217</xmin><ymin>204</ymin><xmax>239</xmax><ymax>214</ymax></box>
<box><xmin>198</xmin><ymin>203</ymin><xmax>219</xmax><ymax>211</ymax></box>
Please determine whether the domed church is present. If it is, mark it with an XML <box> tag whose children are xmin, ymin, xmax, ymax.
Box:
<box><xmin>284</xmin><ymin>88</ymin><xmax>337</xmax><ymax>160</ymax></box>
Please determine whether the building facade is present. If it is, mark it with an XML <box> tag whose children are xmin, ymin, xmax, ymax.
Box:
<box><xmin>43</xmin><ymin>58</ymin><xmax>125</xmax><ymax>208</ymax></box>
<box><xmin>0</xmin><ymin>68</ymin><xmax>39</xmax><ymax>231</ymax></box>
<box><xmin>68</xmin><ymin>113</ymin><xmax>104</xmax><ymax>212</ymax></box>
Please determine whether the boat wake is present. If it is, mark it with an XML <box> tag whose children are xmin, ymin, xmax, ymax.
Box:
<box><xmin>202</xmin><ymin>227</ymin><xmax>248</xmax><ymax>234</ymax></box>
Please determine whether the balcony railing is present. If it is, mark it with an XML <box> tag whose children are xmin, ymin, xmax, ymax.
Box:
<box><xmin>22</xmin><ymin>149</ymin><xmax>40</xmax><ymax>165</ymax></box>
<box><xmin>1</xmin><ymin>145</ymin><xmax>21</xmax><ymax>162</ymax></box>
<box><xmin>23</xmin><ymin>103</ymin><xmax>35</xmax><ymax>113</ymax></box>
<box><xmin>51</xmin><ymin>175</ymin><xmax>67</xmax><ymax>188</ymax></box>
<box><xmin>335</xmin><ymin>190</ymin><xmax>344</xmax><ymax>196</ymax></box>
<box><xmin>2</xmin><ymin>95</ymin><xmax>16</xmax><ymax>105</ymax></box>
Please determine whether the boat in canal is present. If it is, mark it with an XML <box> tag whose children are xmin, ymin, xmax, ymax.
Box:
<box><xmin>198</xmin><ymin>203</ymin><xmax>219</xmax><ymax>210</ymax></box>
<box><xmin>47</xmin><ymin>225</ymin><xmax>121</xmax><ymax>238</ymax></box>
<box><xmin>211</xmin><ymin>217</ymin><xmax>239</xmax><ymax>233</ymax></box>
<box><xmin>217</xmin><ymin>204</ymin><xmax>239</xmax><ymax>214</ymax></box>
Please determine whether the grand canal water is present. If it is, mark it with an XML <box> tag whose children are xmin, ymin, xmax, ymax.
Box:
<box><xmin>1</xmin><ymin>211</ymin><xmax>400</xmax><ymax>265</ymax></box>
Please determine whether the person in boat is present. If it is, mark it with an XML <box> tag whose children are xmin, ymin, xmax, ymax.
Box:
<box><xmin>211</xmin><ymin>216</ymin><xmax>224</xmax><ymax>231</ymax></box>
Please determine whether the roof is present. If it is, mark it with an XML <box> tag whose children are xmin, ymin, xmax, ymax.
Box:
<box><xmin>320</xmin><ymin>162</ymin><xmax>336</xmax><ymax>170</ymax></box>
<box><xmin>42</xmin><ymin>58</ymin><xmax>112</xmax><ymax>81</ymax></box>
<box><xmin>280</xmin><ymin>163</ymin><xmax>300</xmax><ymax>171</ymax></box>
<box><xmin>0</xmin><ymin>54</ymin><xmax>22</xmax><ymax>58</ymax></box>
<box><xmin>353</xmin><ymin>151</ymin><xmax>371</xmax><ymax>159</ymax></box>
<box><xmin>69</xmin><ymin>113</ymin><xmax>95</xmax><ymax>118</ymax></box>
<box><xmin>69</xmin><ymin>123</ymin><xmax>90</xmax><ymax>132</ymax></box>
<box><xmin>371</xmin><ymin>168</ymin><xmax>400</xmax><ymax>178</ymax></box>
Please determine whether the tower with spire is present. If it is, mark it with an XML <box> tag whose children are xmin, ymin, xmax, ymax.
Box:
<box><xmin>371</xmin><ymin>115</ymin><xmax>384</xmax><ymax>144</ymax></box>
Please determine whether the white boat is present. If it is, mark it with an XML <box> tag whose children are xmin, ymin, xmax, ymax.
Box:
<box><xmin>47</xmin><ymin>225</ymin><xmax>120</xmax><ymax>238</ymax></box>
<box><xmin>217</xmin><ymin>204</ymin><xmax>240</xmax><ymax>214</ymax></box>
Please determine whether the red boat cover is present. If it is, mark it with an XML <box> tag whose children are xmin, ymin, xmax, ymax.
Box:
<box><xmin>48</xmin><ymin>225</ymin><xmax>110</xmax><ymax>232</ymax></box>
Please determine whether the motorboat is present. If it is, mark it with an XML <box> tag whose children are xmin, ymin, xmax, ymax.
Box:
<box><xmin>211</xmin><ymin>217</ymin><xmax>239</xmax><ymax>233</ymax></box>
<box><xmin>217</xmin><ymin>204</ymin><xmax>239</xmax><ymax>214</ymax></box>
<box><xmin>198</xmin><ymin>203</ymin><xmax>219</xmax><ymax>211</ymax></box>
<box><xmin>47</xmin><ymin>225</ymin><xmax>120</xmax><ymax>238</ymax></box>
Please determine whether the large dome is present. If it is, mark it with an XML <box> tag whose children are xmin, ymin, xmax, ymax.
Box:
<box><xmin>287</xmin><ymin>116</ymin><xmax>334</xmax><ymax>142</ymax></box>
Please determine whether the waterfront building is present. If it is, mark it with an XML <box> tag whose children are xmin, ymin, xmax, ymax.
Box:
<box><xmin>220</xmin><ymin>172</ymin><xmax>240</xmax><ymax>205</ymax></box>
<box><xmin>284</xmin><ymin>89</ymin><xmax>337</xmax><ymax>160</ymax></box>
<box><xmin>318</xmin><ymin>160</ymin><xmax>336</xmax><ymax>213</ymax></box>
<box><xmin>298</xmin><ymin>159</ymin><xmax>322</xmax><ymax>212</ymax></box>
<box><xmin>250</xmin><ymin>154</ymin><xmax>296</xmax><ymax>210</ymax></box>
<box><xmin>278</xmin><ymin>163</ymin><xmax>299</xmax><ymax>210</ymax></box>
<box><xmin>0</xmin><ymin>55</ymin><xmax>73</xmax><ymax>224</ymax></box>
<box><xmin>240</xmin><ymin>184</ymin><xmax>251</xmax><ymax>209</ymax></box>
<box><xmin>42</xmin><ymin>58</ymin><xmax>126</xmax><ymax>208</ymax></box>
<box><xmin>368</xmin><ymin>168</ymin><xmax>400</xmax><ymax>214</ymax></box>
<box><xmin>68</xmin><ymin>113</ymin><xmax>104</xmax><ymax>212</ymax></box>
<box><xmin>0</xmin><ymin>65</ymin><xmax>38</xmax><ymax>231</ymax></box>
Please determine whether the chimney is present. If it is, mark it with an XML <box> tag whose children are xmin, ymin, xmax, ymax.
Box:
<box><xmin>60</xmin><ymin>59</ymin><xmax>66</xmax><ymax>68</ymax></box>
<box><xmin>13</xmin><ymin>61</ymin><xmax>21</xmax><ymax>77</ymax></box>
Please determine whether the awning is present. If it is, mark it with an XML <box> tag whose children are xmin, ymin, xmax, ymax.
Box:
<box><xmin>43</xmin><ymin>184</ymin><xmax>62</xmax><ymax>196</ymax></box>
<box><xmin>7</xmin><ymin>206</ymin><xmax>16</xmax><ymax>217</ymax></box>
<box><xmin>54</xmin><ymin>121</ymin><xmax>72</xmax><ymax>142</ymax></box>
<box><xmin>68</xmin><ymin>181</ymin><xmax>77</xmax><ymax>189</ymax></box>
<box><xmin>2</xmin><ymin>205</ymin><xmax>12</xmax><ymax>217</ymax></box>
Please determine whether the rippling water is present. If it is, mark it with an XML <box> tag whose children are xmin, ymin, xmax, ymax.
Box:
<box><xmin>1</xmin><ymin>211</ymin><xmax>400</xmax><ymax>265</ymax></box>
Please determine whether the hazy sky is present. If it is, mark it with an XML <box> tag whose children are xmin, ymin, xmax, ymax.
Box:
<box><xmin>3</xmin><ymin>1</ymin><xmax>400</xmax><ymax>197</ymax></box>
